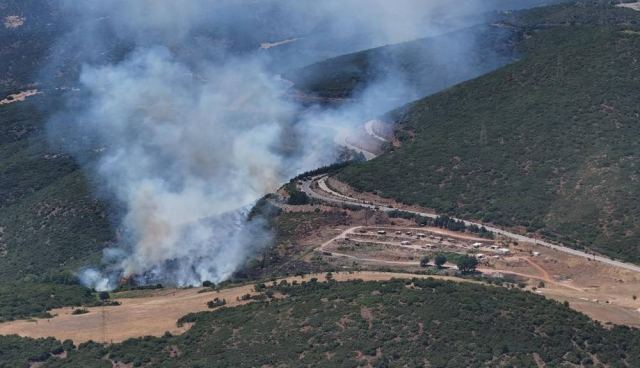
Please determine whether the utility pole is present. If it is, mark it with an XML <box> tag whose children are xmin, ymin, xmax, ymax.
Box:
<box><xmin>101</xmin><ymin>305</ymin><xmax>106</xmax><ymax>343</ymax></box>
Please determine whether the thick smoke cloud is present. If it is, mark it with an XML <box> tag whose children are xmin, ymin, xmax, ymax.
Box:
<box><xmin>71</xmin><ymin>49</ymin><xmax>294</xmax><ymax>287</ymax></box>
<box><xmin>48</xmin><ymin>0</ymin><xmax>546</xmax><ymax>290</ymax></box>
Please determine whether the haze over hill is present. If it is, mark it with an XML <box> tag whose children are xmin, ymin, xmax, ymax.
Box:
<box><xmin>285</xmin><ymin>24</ymin><xmax>518</xmax><ymax>102</ymax></box>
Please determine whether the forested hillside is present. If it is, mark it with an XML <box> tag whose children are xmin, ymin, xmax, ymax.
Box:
<box><xmin>0</xmin><ymin>95</ymin><xmax>115</xmax><ymax>283</ymax></box>
<box><xmin>0</xmin><ymin>2</ymin><xmax>117</xmax><ymax>316</ymax></box>
<box><xmin>2</xmin><ymin>279</ymin><xmax>640</xmax><ymax>367</ymax></box>
<box><xmin>285</xmin><ymin>25</ymin><xmax>517</xmax><ymax>99</ymax></box>
<box><xmin>340</xmin><ymin>3</ymin><xmax>640</xmax><ymax>262</ymax></box>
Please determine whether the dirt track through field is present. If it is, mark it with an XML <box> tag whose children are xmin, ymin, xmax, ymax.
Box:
<box><xmin>0</xmin><ymin>272</ymin><xmax>473</xmax><ymax>344</ymax></box>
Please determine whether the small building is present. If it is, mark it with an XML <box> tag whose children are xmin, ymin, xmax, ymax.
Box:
<box><xmin>532</xmin><ymin>251</ymin><xmax>541</xmax><ymax>257</ymax></box>
<box><xmin>377</xmin><ymin>230</ymin><xmax>387</xmax><ymax>235</ymax></box>
<box><xmin>472</xmin><ymin>242</ymin><xmax>483</xmax><ymax>248</ymax></box>
<box><xmin>401</xmin><ymin>241</ymin><xmax>411</xmax><ymax>246</ymax></box>
<box><xmin>497</xmin><ymin>248</ymin><xmax>510</xmax><ymax>255</ymax></box>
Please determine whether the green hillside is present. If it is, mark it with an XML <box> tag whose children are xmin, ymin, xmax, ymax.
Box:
<box><xmin>0</xmin><ymin>93</ymin><xmax>114</xmax><ymax>319</ymax></box>
<box><xmin>285</xmin><ymin>25</ymin><xmax>517</xmax><ymax>99</ymax></box>
<box><xmin>0</xmin><ymin>0</ymin><xmax>115</xmax><ymax>284</ymax></box>
<box><xmin>340</xmin><ymin>4</ymin><xmax>640</xmax><ymax>262</ymax></box>
<box><xmin>3</xmin><ymin>279</ymin><xmax>640</xmax><ymax>367</ymax></box>
<box><xmin>0</xmin><ymin>96</ymin><xmax>114</xmax><ymax>283</ymax></box>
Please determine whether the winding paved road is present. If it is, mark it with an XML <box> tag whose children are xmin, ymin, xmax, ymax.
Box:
<box><xmin>364</xmin><ymin>120</ymin><xmax>389</xmax><ymax>142</ymax></box>
<box><xmin>301</xmin><ymin>175</ymin><xmax>640</xmax><ymax>273</ymax></box>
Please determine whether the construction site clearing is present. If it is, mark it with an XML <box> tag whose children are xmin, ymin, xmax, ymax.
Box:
<box><xmin>286</xmin><ymin>179</ymin><xmax>640</xmax><ymax>328</ymax></box>
<box><xmin>283</xmin><ymin>170</ymin><xmax>640</xmax><ymax>328</ymax></box>
<box><xmin>324</xmin><ymin>226</ymin><xmax>504</xmax><ymax>261</ymax></box>
<box><xmin>311</xmin><ymin>221</ymin><xmax>640</xmax><ymax>328</ymax></box>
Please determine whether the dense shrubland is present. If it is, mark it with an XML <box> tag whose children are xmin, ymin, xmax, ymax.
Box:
<box><xmin>3</xmin><ymin>278</ymin><xmax>640</xmax><ymax>367</ymax></box>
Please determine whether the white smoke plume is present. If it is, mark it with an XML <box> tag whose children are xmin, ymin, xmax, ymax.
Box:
<box><xmin>74</xmin><ymin>49</ymin><xmax>295</xmax><ymax>288</ymax></box>
<box><xmin>45</xmin><ymin>0</ymin><xmax>551</xmax><ymax>290</ymax></box>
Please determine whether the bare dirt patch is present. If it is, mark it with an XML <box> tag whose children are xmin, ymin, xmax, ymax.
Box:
<box><xmin>360</xmin><ymin>307</ymin><xmax>374</xmax><ymax>329</ymax></box>
<box><xmin>4</xmin><ymin>15</ymin><xmax>25</xmax><ymax>29</ymax></box>
<box><xmin>0</xmin><ymin>285</ymin><xmax>261</xmax><ymax>344</ymax></box>
<box><xmin>0</xmin><ymin>89</ymin><xmax>39</xmax><ymax>105</ymax></box>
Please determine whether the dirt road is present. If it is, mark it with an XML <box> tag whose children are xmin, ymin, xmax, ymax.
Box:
<box><xmin>617</xmin><ymin>2</ymin><xmax>640</xmax><ymax>11</ymax></box>
<box><xmin>260</xmin><ymin>38</ymin><xmax>301</xmax><ymax>49</ymax></box>
<box><xmin>364</xmin><ymin>120</ymin><xmax>388</xmax><ymax>142</ymax></box>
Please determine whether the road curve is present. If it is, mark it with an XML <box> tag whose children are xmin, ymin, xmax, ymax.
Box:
<box><xmin>364</xmin><ymin>120</ymin><xmax>389</xmax><ymax>142</ymax></box>
<box><xmin>301</xmin><ymin>175</ymin><xmax>640</xmax><ymax>273</ymax></box>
